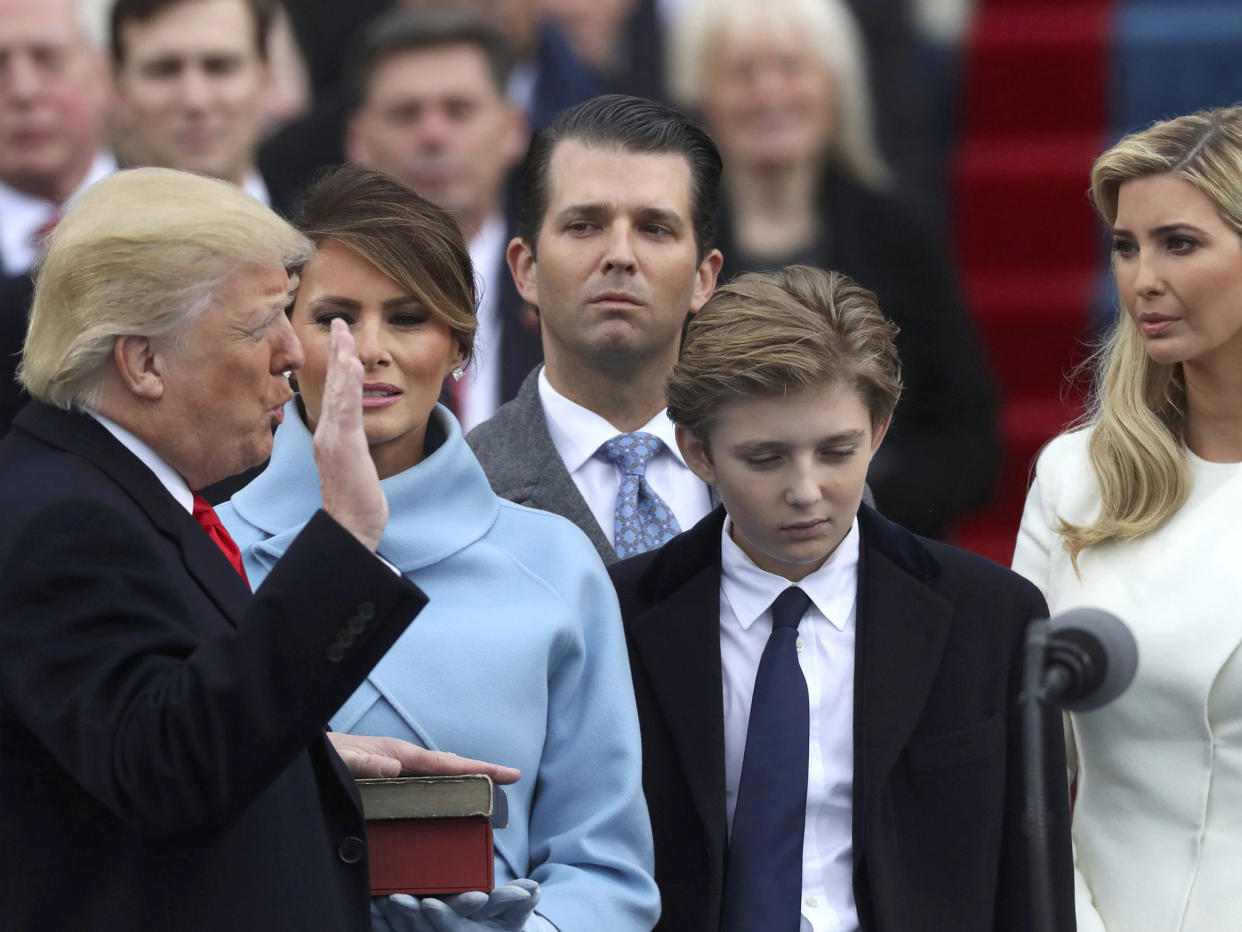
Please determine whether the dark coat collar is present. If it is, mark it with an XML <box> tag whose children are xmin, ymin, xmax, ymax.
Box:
<box><xmin>635</xmin><ymin>503</ymin><xmax>941</xmax><ymax>602</ymax></box>
<box><xmin>13</xmin><ymin>400</ymin><xmax>252</xmax><ymax>622</ymax></box>
<box><xmin>625</xmin><ymin>502</ymin><xmax>952</xmax><ymax>867</ymax></box>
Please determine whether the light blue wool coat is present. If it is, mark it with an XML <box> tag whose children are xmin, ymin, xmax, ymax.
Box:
<box><xmin>218</xmin><ymin>401</ymin><xmax>659</xmax><ymax>932</ymax></box>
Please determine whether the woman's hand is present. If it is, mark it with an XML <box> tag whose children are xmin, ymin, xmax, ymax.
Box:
<box><xmin>374</xmin><ymin>880</ymin><xmax>542</xmax><ymax>931</ymax></box>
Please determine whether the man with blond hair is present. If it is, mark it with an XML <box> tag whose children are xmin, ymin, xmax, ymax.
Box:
<box><xmin>0</xmin><ymin>167</ymin><xmax>516</xmax><ymax>930</ymax></box>
<box><xmin>346</xmin><ymin>5</ymin><xmax>540</xmax><ymax>430</ymax></box>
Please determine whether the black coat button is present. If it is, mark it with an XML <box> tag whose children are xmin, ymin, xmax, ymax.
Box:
<box><xmin>338</xmin><ymin>835</ymin><xmax>365</xmax><ymax>864</ymax></box>
<box><xmin>326</xmin><ymin>644</ymin><xmax>345</xmax><ymax>663</ymax></box>
<box><xmin>355</xmin><ymin>601</ymin><xmax>375</xmax><ymax>621</ymax></box>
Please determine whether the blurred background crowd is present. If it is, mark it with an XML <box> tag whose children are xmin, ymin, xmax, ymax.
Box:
<box><xmin>4</xmin><ymin>0</ymin><xmax>1242</xmax><ymax>560</ymax></box>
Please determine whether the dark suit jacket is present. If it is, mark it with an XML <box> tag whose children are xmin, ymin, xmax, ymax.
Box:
<box><xmin>0</xmin><ymin>271</ymin><xmax>32</xmax><ymax>438</ymax></box>
<box><xmin>488</xmin><ymin>229</ymin><xmax>545</xmax><ymax>407</ymax></box>
<box><xmin>0</xmin><ymin>402</ymin><xmax>428</xmax><ymax>930</ymax></box>
<box><xmin>259</xmin><ymin>21</ymin><xmax>605</xmax><ymax>219</ymax></box>
<box><xmin>610</xmin><ymin>505</ymin><xmax>1074</xmax><ymax>931</ymax></box>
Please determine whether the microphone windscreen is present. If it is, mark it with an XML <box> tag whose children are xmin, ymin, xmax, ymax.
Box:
<box><xmin>1049</xmin><ymin>608</ymin><xmax>1138</xmax><ymax>711</ymax></box>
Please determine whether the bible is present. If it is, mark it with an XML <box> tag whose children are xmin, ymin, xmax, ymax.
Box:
<box><xmin>357</xmin><ymin>774</ymin><xmax>509</xmax><ymax>896</ymax></box>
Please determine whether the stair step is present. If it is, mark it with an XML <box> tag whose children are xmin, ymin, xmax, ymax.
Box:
<box><xmin>964</xmin><ymin>268</ymin><xmax>1096</xmax><ymax>318</ymax></box>
<box><xmin>1004</xmin><ymin>396</ymin><xmax>1082</xmax><ymax>447</ymax></box>
<box><xmin>955</xmin><ymin>134</ymin><xmax>1105</xmax><ymax>270</ymax></box>
<box><xmin>948</xmin><ymin>522</ymin><xmax>1019</xmax><ymax>566</ymax></box>
<box><xmin>949</xmin><ymin>0</ymin><xmax>1110</xmax><ymax>563</ymax></box>
<box><xmin>962</xmin><ymin>5</ymin><xmax>1110</xmax><ymax>134</ymax></box>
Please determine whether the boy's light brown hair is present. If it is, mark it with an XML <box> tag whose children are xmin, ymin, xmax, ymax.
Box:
<box><xmin>666</xmin><ymin>265</ymin><xmax>902</xmax><ymax>446</ymax></box>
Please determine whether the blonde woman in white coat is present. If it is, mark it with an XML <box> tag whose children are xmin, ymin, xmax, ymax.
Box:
<box><xmin>1013</xmin><ymin>105</ymin><xmax>1242</xmax><ymax>931</ymax></box>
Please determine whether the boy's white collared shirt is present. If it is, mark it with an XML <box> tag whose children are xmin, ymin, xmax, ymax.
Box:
<box><xmin>719</xmin><ymin>515</ymin><xmax>861</xmax><ymax>932</ymax></box>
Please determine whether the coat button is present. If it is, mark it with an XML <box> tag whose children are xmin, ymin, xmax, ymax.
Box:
<box><xmin>326</xmin><ymin>644</ymin><xmax>345</xmax><ymax>663</ymax></box>
<box><xmin>338</xmin><ymin>835</ymin><xmax>365</xmax><ymax>864</ymax></box>
<box><xmin>336</xmin><ymin>629</ymin><xmax>355</xmax><ymax>649</ymax></box>
<box><xmin>355</xmin><ymin>601</ymin><xmax>375</xmax><ymax>621</ymax></box>
<box><xmin>348</xmin><ymin>615</ymin><xmax>369</xmax><ymax>634</ymax></box>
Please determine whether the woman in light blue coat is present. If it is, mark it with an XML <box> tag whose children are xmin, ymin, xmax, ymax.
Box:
<box><xmin>218</xmin><ymin>165</ymin><xmax>658</xmax><ymax>932</ymax></box>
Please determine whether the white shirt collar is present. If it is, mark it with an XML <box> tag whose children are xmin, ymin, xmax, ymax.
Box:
<box><xmin>87</xmin><ymin>409</ymin><xmax>194</xmax><ymax>514</ymax></box>
<box><xmin>720</xmin><ymin>515</ymin><xmax>860</xmax><ymax>633</ymax></box>
<box><xmin>0</xmin><ymin>150</ymin><xmax>116</xmax><ymax>275</ymax></box>
<box><xmin>507</xmin><ymin>62</ymin><xmax>537</xmax><ymax>118</ymax></box>
<box><xmin>468</xmin><ymin>211</ymin><xmax>507</xmax><ymax>273</ymax></box>
<box><xmin>241</xmin><ymin>168</ymin><xmax>270</xmax><ymax>208</ymax></box>
<box><xmin>453</xmin><ymin>212</ymin><xmax>510</xmax><ymax>432</ymax></box>
<box><xmin>537</xmin><ymin>365</ymin><xmax>687</xmax><ymax>471</ymax></box>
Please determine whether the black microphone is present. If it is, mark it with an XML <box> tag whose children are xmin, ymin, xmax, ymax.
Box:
<box><xmin>1039</xmin><ymin>608</ymin><xmax>1138</xmax><ymax>711</ymax></box>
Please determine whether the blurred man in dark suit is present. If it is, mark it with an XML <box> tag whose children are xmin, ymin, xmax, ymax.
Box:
<box><xmin>110</xmin><ymin>0</ymin><xmax>293</xmax><ymax>214</ymax></box>
<box><xmin>0</xmin><ymin>0</ymin><xmax>114</xmax><ymax>435</ymax></box>
<box><xmin>0</xmin><ymin>166</ymin><xmax>516</xmax><ymax>931</ymax></box>
<box><xmin>346</xmin><ymin>6</ymin><xmax>540</xmax><ymax>430</ymax></box>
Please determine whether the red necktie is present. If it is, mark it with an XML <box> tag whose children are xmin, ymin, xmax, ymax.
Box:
<box><xmin>30</xmin><ymin>211</ymin><xmax>61</xmax><ymax>250</ymax></box>
<box><xmin>192</xmin><ymin>493</ymin><xmax>249</xmax><ymax>584</ymax></box>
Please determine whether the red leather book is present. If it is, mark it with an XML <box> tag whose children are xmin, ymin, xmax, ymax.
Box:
<box><xmin>357</xmin><ymin>775</ymin><xmax>509</xmax><ymax>896</ymax></box>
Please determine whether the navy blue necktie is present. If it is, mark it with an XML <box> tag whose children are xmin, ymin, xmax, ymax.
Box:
<box><xmin>722</xmin><ymin>585</ymin><xmax>812</xmax><ymax>932</ymax></box>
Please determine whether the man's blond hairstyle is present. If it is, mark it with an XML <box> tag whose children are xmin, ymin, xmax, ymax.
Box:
<box><xmin>666</xmin><ymin>265</ymin><xmax>901</xmax><ymax>444</ymax></box>
<box><xmin>20</xmin><ymin>167</ymin><xmax>312</xmax><ymax>409</ymax></box>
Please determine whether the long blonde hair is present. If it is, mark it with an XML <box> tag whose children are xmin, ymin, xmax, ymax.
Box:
<box><xmin>1059</xmin><ymin>105</ymin><xmax>1242</xmax><ymax>563</ymax></box>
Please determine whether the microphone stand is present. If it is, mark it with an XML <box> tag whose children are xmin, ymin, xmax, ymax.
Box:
<box><xmin>1021</xmin><ymin>617</ymin><xmax>1056</xmax><ymax>932</ymax></box>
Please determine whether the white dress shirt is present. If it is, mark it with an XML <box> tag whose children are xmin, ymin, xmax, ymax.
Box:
<box><xmin>88</xmin><ymin>408</ymin><xmax>399</xmax><ymax>576</ymax></box>
<box><xmin>0</xmin><ymin>151</ymin><xmax>115</xmax><ymax>275</ymax></box>
<box><xmin>537</xmin><ymin>367</ymin><xmax>713</xmax><ymax>547</ymax></box>
<box><xmin>241</xmin><ymin>169</ymin><xmax>271</xmax><ymax>208</ymax></box>
<box><xmin>456</xmin><ymin>212</ymin><xmax>508</xmax><ymax>433</ymax></box>
<box><xmin>88</xmin><ymin>410</ymin><xmax>193</xmax><ymax>514</ymax></box>
<box><xmin>720</xmin><ymin>517</ymin><xmax>861</xmax><ymax>932</ymax></box>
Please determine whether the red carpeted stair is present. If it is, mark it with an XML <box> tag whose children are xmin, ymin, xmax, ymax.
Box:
<box><xmin>949</xmin><ymin>0</ymin><xmax>1110</xmax><ymax>563</ymax></box>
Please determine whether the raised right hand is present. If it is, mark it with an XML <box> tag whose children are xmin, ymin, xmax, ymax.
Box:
<box><xmin>312</xmin><ymin>318</ymin><xmax>386</xmax><ymax>551</ymax></box>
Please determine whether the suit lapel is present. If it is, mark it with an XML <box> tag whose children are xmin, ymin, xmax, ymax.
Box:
<box><xmin>16</xmin><ymin>402</ymin><xmax>252</xmax><ymax>624</ymax></box>
<box><xmin>627</xmin><ymin>510</ymin><xmax>729</xmax><ymax>855</ymax></box>
<box><xmin>523</xmin><ymin>443</ymin><xmax>614</xmax><ymax>559</ymax></box>
<box><xmin>177</xmin><ymin>512</ymin><xmax>254</xmax><ymax>624</ymax></box>
<box><xmin>495</xmin><ymin>249</ymin><xmax>544</xmax><ymax>405</ymax></box>
<box><xmin>504</xmin><ymin>372</ymin><xmax>616</xmax><ymax>561</ymax></box>
<box><xmin>852</xmin><ymin>507</ymin><xmax>952</xmax><ymax>828</ymax></box>
<box><xmin>630</xmin><ymin>564</ymin><xmax>728</xmax><ymax>850</ymax></box>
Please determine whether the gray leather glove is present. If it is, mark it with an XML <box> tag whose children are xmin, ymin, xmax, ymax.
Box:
<box><xmin>374</xmin><ymin>879</ymin><xmax>542</xmax><ymax>932</ymax></box>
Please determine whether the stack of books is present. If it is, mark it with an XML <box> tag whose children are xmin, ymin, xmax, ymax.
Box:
<box><xmin>357</xmin><ymin>774</ymin><xmax>509</xmax><ymax>896</ymax></box>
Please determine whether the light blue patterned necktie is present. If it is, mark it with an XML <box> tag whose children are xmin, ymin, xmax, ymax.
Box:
<box><xmin>599</xmin><ymin>431</ymin><xmax>682</xmax><ymax>559</ymax></box>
